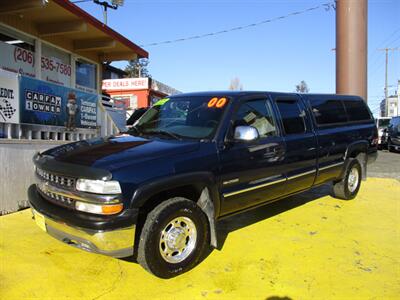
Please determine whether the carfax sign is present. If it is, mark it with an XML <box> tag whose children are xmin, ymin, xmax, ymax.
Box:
<box><xmin>20</xmin><ymin>76</ymin><xmax>97</xmax><ymax>128</ymax></box>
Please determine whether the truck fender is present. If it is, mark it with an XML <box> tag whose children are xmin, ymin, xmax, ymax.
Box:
<box><xmin>130</xmin><ymin>172</ymin><xmax>221</xmax><ymax>248</ymax></box>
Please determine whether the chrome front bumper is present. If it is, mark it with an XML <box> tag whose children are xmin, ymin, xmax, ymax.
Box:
<box><xmin>31</xmin><ymin>208</ymin><xmax>135</xmax><ymax>258</ymax></box>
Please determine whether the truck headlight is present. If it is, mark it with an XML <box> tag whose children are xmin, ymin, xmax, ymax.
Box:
<box><xmin>76</xmin><ymin>179</ymin><xmax>122</xmax><ymax>194</ymax></box>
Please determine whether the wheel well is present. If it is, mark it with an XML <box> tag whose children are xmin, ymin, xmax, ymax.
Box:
<box><xmin>131</xmin><ymin>184</ymin><xmax>204</xmax><ymax>260</ymax></box>
<box><xmin>347</xmin><ymin>150</ymin><xmax>367</xmax><ymax>180</ymax></box>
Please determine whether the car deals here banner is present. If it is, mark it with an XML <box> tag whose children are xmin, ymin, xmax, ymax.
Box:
<box><xmin>20</xmin><ymin>76</ymin><xmax>98</xmax><ymax>128</ymax></box>
<box><xmin>0</xmin><ymin>71</ymin><xmax>20</xmax><ymax>124</ymax></box>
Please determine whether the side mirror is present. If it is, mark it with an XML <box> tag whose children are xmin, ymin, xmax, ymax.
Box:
<box><xmin>234</xmin><ymin>126</ymin><xmax>259</xmax><ymax>142</ymax></box>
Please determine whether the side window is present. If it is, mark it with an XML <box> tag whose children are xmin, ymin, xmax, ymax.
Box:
<box><xmin>276</xmin><ymin>99</ymin><xmax>306</xmax><ymax>135</ymax></box>
<box><xmin>234</xmin><ymin>99</ymin><xmax>277</xmax><ymax>138</ymax></box>
<box><xmin>310</xmin><ymin>99</ymin><xmax>347</xmax><ymax>125</ymax></box>
<box><xmin>343</xmin><ymin>100</ymin><xmax>371</xmax><ymax>121</ymax></box>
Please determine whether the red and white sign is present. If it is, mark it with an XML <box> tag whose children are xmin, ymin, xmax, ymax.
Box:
<box><xmin>102</xmin><ymin>78</ymin><xmax>149</xmax><ymax>91</ymax></box>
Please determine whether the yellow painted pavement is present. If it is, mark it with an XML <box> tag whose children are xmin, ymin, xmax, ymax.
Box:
<box><xmin>0</xmin><ymin>178</ymin><xmax>399</xmax><ymax>300</ymax></box>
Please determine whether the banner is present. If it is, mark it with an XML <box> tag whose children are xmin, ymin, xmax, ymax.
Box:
<box><xmin>20</xmin><ymin>76</ymin><xmax>97</xmax><ymax>129</ymax></box>
<box><xmin>0</xmin><ymin>71</ymin><xmax>20</xmax><ymax>124</ymax></box>
<box><xmin>102</xmin><ymin>78</ymin><xmax>149</xmax><ymax>91</ymax></box>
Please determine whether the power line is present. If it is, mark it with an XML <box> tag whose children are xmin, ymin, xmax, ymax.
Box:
<box><xmin>139</xmin><ymin>2</ymin><xmax>335</xmax><ymax>47</ymax></box>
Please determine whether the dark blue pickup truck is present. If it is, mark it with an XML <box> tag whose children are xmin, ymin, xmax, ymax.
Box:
<box><xmin>29</xmin><ymin>91</ymin><xmax>378</xmax><ymax>278</ymax></box>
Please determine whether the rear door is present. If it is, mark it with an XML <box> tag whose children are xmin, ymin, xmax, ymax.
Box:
<box><xmin>307</xmin><ymin>96</ymin><xmax>352</xmax><ymax>184</ymax></box>
<box><xmin>272</xmin><ymin>94</ymin><xmax>318</xmax><ymax>194</ymax></box>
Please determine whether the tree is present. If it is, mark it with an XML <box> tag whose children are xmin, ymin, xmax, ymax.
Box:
<box><xmin>125</xmin><ymin>58</ymin><xmax>151</xmax><ymax>78</ymax></box>
<box><xmin>229</xmin><ymin>77</ymin><xmax>243</xmax><ymax>91</ymax></box>
<box><xmin>295</xmin><ymin>80</ymin><xmax>310</xmax><ymax>93</ymax></box>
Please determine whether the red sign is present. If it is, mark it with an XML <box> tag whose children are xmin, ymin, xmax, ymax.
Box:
<box><xmin>102</xmin><ymin>78</ymin><xmax>149</xmax><ymax>91</ymax></box>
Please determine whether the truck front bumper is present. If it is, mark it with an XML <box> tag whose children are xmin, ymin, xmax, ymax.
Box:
<box><xmin>28</xmin><ymin>185</ymin><xmax>136</xmax><ymax>258</ymax></box>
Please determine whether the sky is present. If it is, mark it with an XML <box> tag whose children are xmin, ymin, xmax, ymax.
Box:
<box><xmin>74</xmin><ymin>0</ymin><xmax>400</xmax><ymax>116</ymax></box>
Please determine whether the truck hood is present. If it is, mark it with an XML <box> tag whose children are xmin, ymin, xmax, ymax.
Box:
<box><xmin>44</xmin><ymin>135</ymin><xmax>200</xmax><ymax>169</ymax></box>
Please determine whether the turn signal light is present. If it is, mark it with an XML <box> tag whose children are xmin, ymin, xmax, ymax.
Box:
<box><xmin>75</xmin><ymin>201</ymin><xmax>123</xmax><ymax>215</ymax></box>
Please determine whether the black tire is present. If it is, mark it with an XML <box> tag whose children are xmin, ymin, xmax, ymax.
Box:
<box><xmin>388</xmin><ymin>139</ymin><xmax>394</xmax><ymax>152</ymax></box>
<box><xmin>137</xmin><ymin>197</ymin><xmax>209</xmax><ymax>278</ymax></box>
<box><xmin>333</xmin><ymin>159</ymin><xmax>362</xmax><ymax>200</ymax></box>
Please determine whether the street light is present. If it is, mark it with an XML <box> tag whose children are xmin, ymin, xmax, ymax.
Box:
<box><xmin>93</xmin><ymin>0</ymin><xmax>124</xmax><ymax>25</ymax></box>
<box><xmin>111</xmin><ymin>0</ymin><xmax>124</xmax><ymax>6</ymax></box>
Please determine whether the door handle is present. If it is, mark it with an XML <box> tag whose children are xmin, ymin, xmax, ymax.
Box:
<box><xmin>264</xmin><ymin>146</ymin><xmax>285</xmax><ymax>158</ymax></box>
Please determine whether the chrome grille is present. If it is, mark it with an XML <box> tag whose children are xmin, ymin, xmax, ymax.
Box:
<box><xmin>36</xmin><ymin>167</ymin><xmax>76</xmax><ymax>188</ymax></box>
<box><xmin>38</xmin><ymin>186</ymin><xmax>75</xmax><ymax>209</ymax></box>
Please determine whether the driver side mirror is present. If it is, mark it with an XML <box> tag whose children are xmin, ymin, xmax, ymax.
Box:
<box><xmin>234</xmin><ymin>126</ymin><xmax>259</xmax><ymax>142</ymax></box>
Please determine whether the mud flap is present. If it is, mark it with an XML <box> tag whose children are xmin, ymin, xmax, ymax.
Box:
<box><xmin>197</xmin><ymin>188</ymin><xmax>218</xmax><ymax>248</ymax></box>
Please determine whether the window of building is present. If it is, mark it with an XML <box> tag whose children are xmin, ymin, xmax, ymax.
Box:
<box><xmin>76</xmin><ymin>59</ymin><xmax>97</xmax><ymax>92</ymax></box>
<box><xmin>234</xmin><ymin>99</ymin><xmax>277</xmax><ymax>138</ymax></box>
<box><xmin>0</xmin><ymin>25</ymin><xmax>35</xmax><ymax>51</ymax></box>
<box><xmin>310</xmin><ymin>99</ymin><xmax>347</xmax><ymax>125</ymax></box>
<box><xmin>0</xmin><ymin>25</ymin><xmax>35</xmax><ymax>77</ymax></box>
<box><xmin>276</xmin><ymin>99</ymin><xmax>306</xmax><ymax>135</ymax></box>
<box><xmin>343</xmin><ymin>100</ymin><xmax>371</xmax><ymax>121</ymax></box>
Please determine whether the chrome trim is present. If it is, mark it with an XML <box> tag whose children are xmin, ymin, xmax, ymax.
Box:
<box><xmin>36</xmin><ymin>179</ymin><xmax>120</xmax><ymax>204</ymax></box>
<box><xmin>287</xmin><ymin>169</ymin><xmax>316</xmax><ymax>180</ymax></box>
<box><xmin>318</xmin><ymin>162</ymin><xmax>344</xmax><ymax>171</ymax></box>
<box><xmin>223</xmin><ymin>177</ymin><xmax>286</xmax><ymax>198</ymax></box>
<box><xmin>31</xmin><ymin>208</ymin><xmax>135</xmax><ymax>258</ymax></box>
<box><xmin>223</xmin><ymin>178</ymin><xmax>239</xmax><ymax>185</ymax></box>
<box><xmin>249</xmin><ymin>174</ymin><xmax>282</xmax><ymax>185</ymax></box>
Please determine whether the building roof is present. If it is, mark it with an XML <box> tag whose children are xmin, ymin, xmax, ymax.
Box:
<box><xmin>0</xmin><ymin>0</ymin><xmax>148</xmax><ymax>62</ymax></box>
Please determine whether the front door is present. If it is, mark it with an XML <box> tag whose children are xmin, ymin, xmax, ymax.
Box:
<box><xmin>218</xmin><ymin>97</ymin><xmax>287</xmax><ymax>216</ymax></box>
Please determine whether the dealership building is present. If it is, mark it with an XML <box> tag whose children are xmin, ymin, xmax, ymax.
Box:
<box><xmin>0</xmin><ymin>0</ymin><xmax>148</xmax><ymax>213</ymax></box>
<box><xmin>0</xmin><ymin>0</ymin><xmax>148</xmax><ymax>140</ymax></box>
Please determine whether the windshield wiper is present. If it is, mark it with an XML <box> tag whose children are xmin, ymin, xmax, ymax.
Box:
<box><xmin>144</xmin><ymin>129</ymin><xmax>182</xmax><ymax>140</ymax></box>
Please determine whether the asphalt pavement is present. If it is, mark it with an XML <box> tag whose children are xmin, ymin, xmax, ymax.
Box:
<box><xmin>368</xmin><ymin>150</ymin><xmax>400</xmax><ymax>179</ymax></box>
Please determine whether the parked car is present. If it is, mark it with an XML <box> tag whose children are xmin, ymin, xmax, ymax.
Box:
<box><xmin>28</xmin><ymin>91</ymin><xmax>378</xmax><ymax>278</ymax></box>
<box><xmin>387</xmin><ymin>116</ymin><xmax>400</xmax><ymax>152</ymax></box>
<box><xmin>375</xmin><ymin>117</ymin><xmax>391</xmax><ymax>149</ymax></box>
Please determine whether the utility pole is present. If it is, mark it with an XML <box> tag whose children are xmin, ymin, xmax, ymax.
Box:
<box><xmin>336</xmin><ymin>0</ymin><xmax>368</xmax><ymax>102</ymax></box>
<box><xmin>378</xmin><ymin>48</ymin><xmax>399</xmax><ymax>117</ymax></box>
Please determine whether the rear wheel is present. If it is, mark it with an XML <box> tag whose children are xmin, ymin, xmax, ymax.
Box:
<box><xmin>333</xmin><ymin>159</ymin><xmax>362</xmax><ymax>200</ymax></box>
<box><xmin>388</xmin><ymin>139</ymin><xmax>395</xmax><ymax>152</ymax></box>
<box><xmin>137</xmin><ymin>197</ymin><xmax>209</xmax><ymax>278</ymax></box>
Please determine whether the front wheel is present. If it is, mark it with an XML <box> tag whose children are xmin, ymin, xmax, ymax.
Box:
<box><xmin>137</xmin><ymin>197</ymin><xmax>209</xmax><ymax>278</ymax></box>
<box><xmin>333</xmin><ymin>159</ymin><xmax>362</xmax><ymax>200</ymax></box>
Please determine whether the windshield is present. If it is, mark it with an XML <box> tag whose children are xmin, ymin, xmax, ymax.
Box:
<box><xmin>131</xmin><ymin>96</ymin><xmax>229</xmax><ymax>140</ymax></box>
<box><xmin>376</xmin><ymin>118</ymin><xmax>390</xmax><ymax>128</ymax></box>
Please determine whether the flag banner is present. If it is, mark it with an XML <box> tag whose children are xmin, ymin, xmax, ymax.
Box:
<box><xmin>0</xmin><ymin>71</ymin><xmax>19</xmax><ymax>124</ymax></box>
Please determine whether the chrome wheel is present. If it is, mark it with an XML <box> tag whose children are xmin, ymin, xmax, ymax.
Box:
<box><xmin>159</xmin><ymin>216</ymin><xmax>197</xmax><ymax>264</ymax></box>
<box><xmin>348</xmin><ymin>166</ymin><xmax>359</xmax><ymax>193</ymax></box>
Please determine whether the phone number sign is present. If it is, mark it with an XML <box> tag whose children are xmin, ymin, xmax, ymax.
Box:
<box><xmin>0</xmin><ymin>41</ymin><xmax>72</xmax><ymax>87</ymax></box>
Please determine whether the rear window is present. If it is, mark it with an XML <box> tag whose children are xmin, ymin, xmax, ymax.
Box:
<box><xmin>310</xmin><ymin>99</ymin><xmax>347</xmax><ymax>125</ymax></box>
<box><xmin>276</xmin><ymin>99</ymin><xmax>306</xmax><ymax>135</ymax></box>
<box><xmin>343</xmin><ymin>100</ymin><xmax>371</xmax><ymax>121</ymax></box>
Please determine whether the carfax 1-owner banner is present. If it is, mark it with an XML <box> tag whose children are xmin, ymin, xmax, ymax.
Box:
<box><xmin>19</xmin><ymin>76</ymin><xmax>97</xmax><ymax>128</ymax></box>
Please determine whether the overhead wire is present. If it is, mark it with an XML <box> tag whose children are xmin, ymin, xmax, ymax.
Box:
<box><xmin>139</xmin><ymin>2</ymin><xmax>335</xmax><ymax>47</ymax></box>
